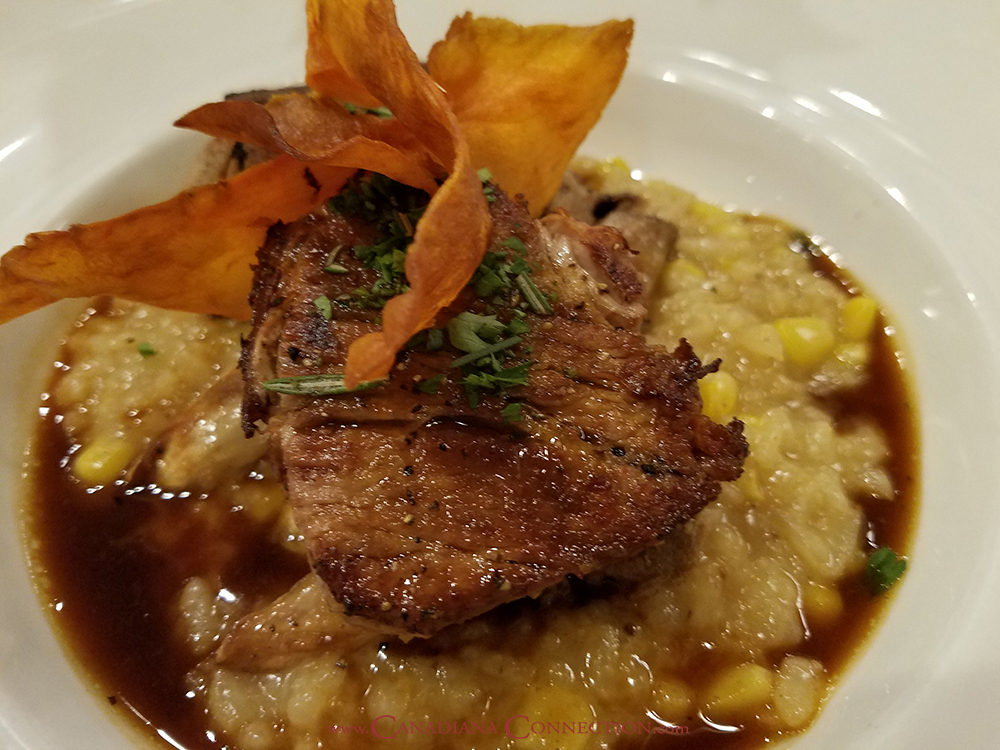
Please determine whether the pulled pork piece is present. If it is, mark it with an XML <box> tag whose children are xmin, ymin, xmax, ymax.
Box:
<box><xmin>216</xmin><ymin>573</ymin><xmax>379</xmax><ymax>671</ymax></box>
<box><xmin>242</xmin><ymin>175</ymin><xmax>747</xmax><ymax>636</ymax></box>
<box><xmin>550</xmin><ymin>170</ymin><xmax>679</xmax><ymax>294</ymax></box>
<box><xmin>151</xmin><ymin>367</ymin><xmax>269</xmax><ymax>491</ymax></box>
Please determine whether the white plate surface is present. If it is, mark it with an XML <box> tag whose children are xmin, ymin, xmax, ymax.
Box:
<box><xmin>3</xmin><ymin>1</ymin><xmax>1000</xmax><ymax>749</ymax></box>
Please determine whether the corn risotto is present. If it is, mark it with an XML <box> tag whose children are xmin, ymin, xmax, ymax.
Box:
<box><xmin>28</xmin><ymin>159</ymin><xmax>916</xmax><ymax>750</ymax></box>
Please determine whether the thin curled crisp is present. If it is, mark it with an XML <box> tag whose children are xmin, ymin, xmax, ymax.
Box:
<box><xmin>0</xmin><ymin>158</ymin><xmax>352</xmax><ymax>322</ymax></box>
<box><xmin>175</xmin><ymin>94</ymin><xmax>441</xmax><ymax>194</ymax></box>
<box><xmin>428</xmin><ymin>14</ymin><xmax>633</xmax><ymax>216</ymax></box>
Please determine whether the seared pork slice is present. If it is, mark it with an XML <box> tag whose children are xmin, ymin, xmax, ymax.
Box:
<box><xmin>242</xmin><ymin>176</ymin><xmax>747</xmax><ymax>636</ymax></box>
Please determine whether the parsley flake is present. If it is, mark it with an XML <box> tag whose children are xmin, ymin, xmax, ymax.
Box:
<box><xmin>864</xmin><ymin>547</ymin><xmax>907</xmax><ymax>594</ymax></box>
<box><xmin>314</xmin><ymin>295</ymin><xmax>334</xmax><ymax>320</ymax></box>
<box><xmin>137</xmin><ymin>342</ymin><xmax>156</xmax><ymax>358</ymax></box>
<box><xmin>501</xmin><ymin>236</ymin><xmax>526</xmax><ymax>255</ymax></box>
<box><xmin>416</xmin><ymin>374</ymin><xmax>445</xmax><ymax>395</ymax></box>
<box><xmin>501</xmin><ymin>402</ymin><xmax>524</xmax><ymax>423</ymax></box>
<box><xmin>425</xmin><ymin>328</ymin><xmax>445</xmax><ymax>352</ymax></box>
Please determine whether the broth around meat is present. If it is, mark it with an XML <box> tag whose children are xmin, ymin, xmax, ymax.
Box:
<box><xmin>26</xmin><ymin>159</ymin><xmax>917</xmax><ymax>750</ymax></box>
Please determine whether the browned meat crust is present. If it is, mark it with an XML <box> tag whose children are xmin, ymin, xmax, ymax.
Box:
<box><xmin>242</xmin><ymin>177</ymin><xmax>747</xmax><ymax>636</ymax></box>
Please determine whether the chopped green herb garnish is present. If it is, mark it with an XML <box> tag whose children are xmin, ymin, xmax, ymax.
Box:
<box><xmin>516</xmin><ymin>273</ymin><xmax>553</xmax><ymax>314</ymax></box>
<box><xmin>450</xmin><ymin>336</ymin><xmax>523</xmax><ymax>369</ymax></box>
<box><xmin>324</xmin><ymin>173</ymin><xmax>429</xmax><ymax>309</ymax></box>
<box><xmin>501</xmin><ymin>236</ymin><xmax>526</xmax><ymax>255</ymax></box>
<box><xmin>474</xmin><ymin>267</ymin><xmax>507</xmax><ymax>298</ymax></box>
<box><xmin>404</xmin><ymin>331</ymin><xmax>428</xmax><ymax>350</ymax></box>
<box><xmin>323</xmin><ymin>245</ymin><xmax>348</xmax><ymax>274</ymax></box>
<box><xmin>451</xmin><ymin>336</ymin><xmax>523</xmax><ymax>369</ymax></box>
<box><xmin>137</xmin><ymin>342</ymin><xmax>156</xmax><ymax>358</ymax></box>
<box><xmin>501</xmin><ymin>402</ymin><xmax>524</xmax><ymax>423</ymax></box>
<box><xmin>425</xmin><ymin>328</ymin><xmax>445</xmax><ymax>352</ymax></box>
<box><xmin>416</xmin><ymin>373</ymin><xmax>445</xmax><ymax>395</ymax></box>
<box><xmin>864</xmin><ymin>547</ymin><xmax>907</xmax><ymax>594</ymax></box>
<box><xmin>314</xmin><ymin>295</ymin><xmax>334</xmax><ymax>320</ymax></box>
<box><xmin>506</xmin><ymin>317</ymin><xmax>531</xmax><ymax>335</ymax></box>
<box><xmin>460</xmin><ymin>361</ymin><xmax>531</xmax><ymax>390</ymax></box>
<box><xmin>447</xmin><ymin>312</ymin><xmax>508</xmax><ymax>353</ymax></box>
<box><xmin>465</xmin><ymin>386</ymin><xmax>480</xmax><ymax>410</ymax></box>
<box><xmin>260</xmin><ymin>373</ymin><xmax>386</xmax><ymax>396</ymax></box>
<box><xmin>477</xmin><ymin>167</ymin><xmax>493</xmax><ymax>183</ymax></box>
<box><xmin>343</xmin><ymin>102</ymin><xmax>393</xmax><ymax>118</ymax></box>
<box><xmin>564</xmin><ymin>367</ymin><xmax>578</xmax><ymax>380</ymax></box>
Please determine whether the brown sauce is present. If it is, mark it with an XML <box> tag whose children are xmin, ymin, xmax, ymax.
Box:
<box><xmin>26</xmin><ymin>244</ymin><xmax>918</xmax><ymax>750</ymax></box>
<box><xmin>30</xmin><ymin>419</ymin><xmax>308</xmax><ymax>749</ymax></box>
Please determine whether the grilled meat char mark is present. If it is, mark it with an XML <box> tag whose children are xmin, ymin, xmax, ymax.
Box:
<box><xmin>243</xmin><ymin>177</ymin><xmax>747</xmax><ymax>636</ymax></box>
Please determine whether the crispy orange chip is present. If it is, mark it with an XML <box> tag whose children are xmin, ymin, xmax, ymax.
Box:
<box><xmin>305</xmin><ymin>0</ymin><xmax>489</xmax><ymax>387</ymax></box>
<box><xmin>428</xmin><ymin>15</ymin><xmax>633</xmax><ymax>215</ymax></box>
<box><xmin>175</xmin><ymin>93</ymin><xmax>441</xmax><ymax>194</ymax></box>
<box><xmin>306</xmin><ymin>0</ymin><xmax>381</xmax><ymax>109</ymax></box>
<box><xmin>0</xmin><ymin>157</ymin><xmax>352</xmax><ymax>323</ymax></box>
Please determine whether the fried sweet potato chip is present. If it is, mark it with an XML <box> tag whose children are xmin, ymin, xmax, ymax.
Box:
<box><xmin>428</xmin><ymin>15</ymin><xmax>632</xmax><ymax>216</ymax></box>
<box><xmin>304</xmin><ymin>0</ymin><xmax>489</xmax><ymax>387</ymax></box>
<box><xmin>175</xmin><ymin>93</ymin><xmax>441</xmax><ymax>194</ymax></box>
<box><xmin>0</xmin><ymin>157</ymin><xmax>352</xmax><ymax>323</ymax></box>
<box><xmin>306</xmin><ymin>0</ymin><xmax>381</xmax><ymax>109</ymax></box>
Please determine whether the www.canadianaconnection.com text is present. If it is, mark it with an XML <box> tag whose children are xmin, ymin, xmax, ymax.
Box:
<box><xmin>328</xmin><ymin>716</ymin><xmax>690</xmax><ymax>739</ymax></box>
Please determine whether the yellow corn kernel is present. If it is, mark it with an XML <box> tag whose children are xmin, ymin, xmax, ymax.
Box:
<box><xmin>737</xmin><ymin>466</ymin><xmax>764</xmax><ymax>503</ymax></box>
<box><xmin>701</xmin><ymin>663</ymin><xmax>774</xmax><ymax>722</ymax></box>
<box><xmin>738</xmin><ymin>323</ymin><xmax>785</xmax><ymax>361</ymax></box>
<box><xmin>240</xmin><ymin>481</ymin><xmax>288</xmax><ymax>524</ymax></box>
<box><xmin>689</xmin><ymin>199</ymin><xmax>731</xmax><ymax>226</ymax></box>
<box><xmin>841</xmin><ymin>296</ymin><xmax>880</xmax><ymax>340</ymax></box>
<box><xmin>665</xmin><ymin>258</ymin><xmax>708</xmax><ymax>293</ymax></box>
<box><xmin>275</xmin><ymin>505</ymin><xmax>306</xmax><ymax>554</ymax></box>
<box><xmin>774</xmin><ymin>317</ymin><xmax>834</xmax><ymax>368</ymax></box>
<box><xmin>72</xmin><ymin>435</ymin><xmax>135</xmax><ymax>486</ymax></box>
<box><xmin>608</xmin><ymin>156</ymin><xmax>631</xmax><ymax>175</ymax></box>
<box><xmin>834</xmin><ymin>341</ymin><xmax>869</xmax><ymax>369</ymax></box>
<box><xmin>517</xmin><ymin>683</ymin><xmax>595</xmax><ymax>749</ymax></box>
<box><xmin>651</xmin><ymin>676</ymin><xmax>694</xmax><ymax>722</ymax></box>
<box><xmin>699</xmin><ymin>371</ymin><xmax>739</xmax><ymax>423</ymax></box>
<box><xmin>802</xmin><ymin>582</ymin><xmax>844</xmax><ymax>628</ymax></box>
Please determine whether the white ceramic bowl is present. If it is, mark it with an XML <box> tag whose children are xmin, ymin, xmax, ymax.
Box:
<box><xmin>3</xmin><ymin>2</ymin><xmax>1000</xmax><ymax>748</ymax></box>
